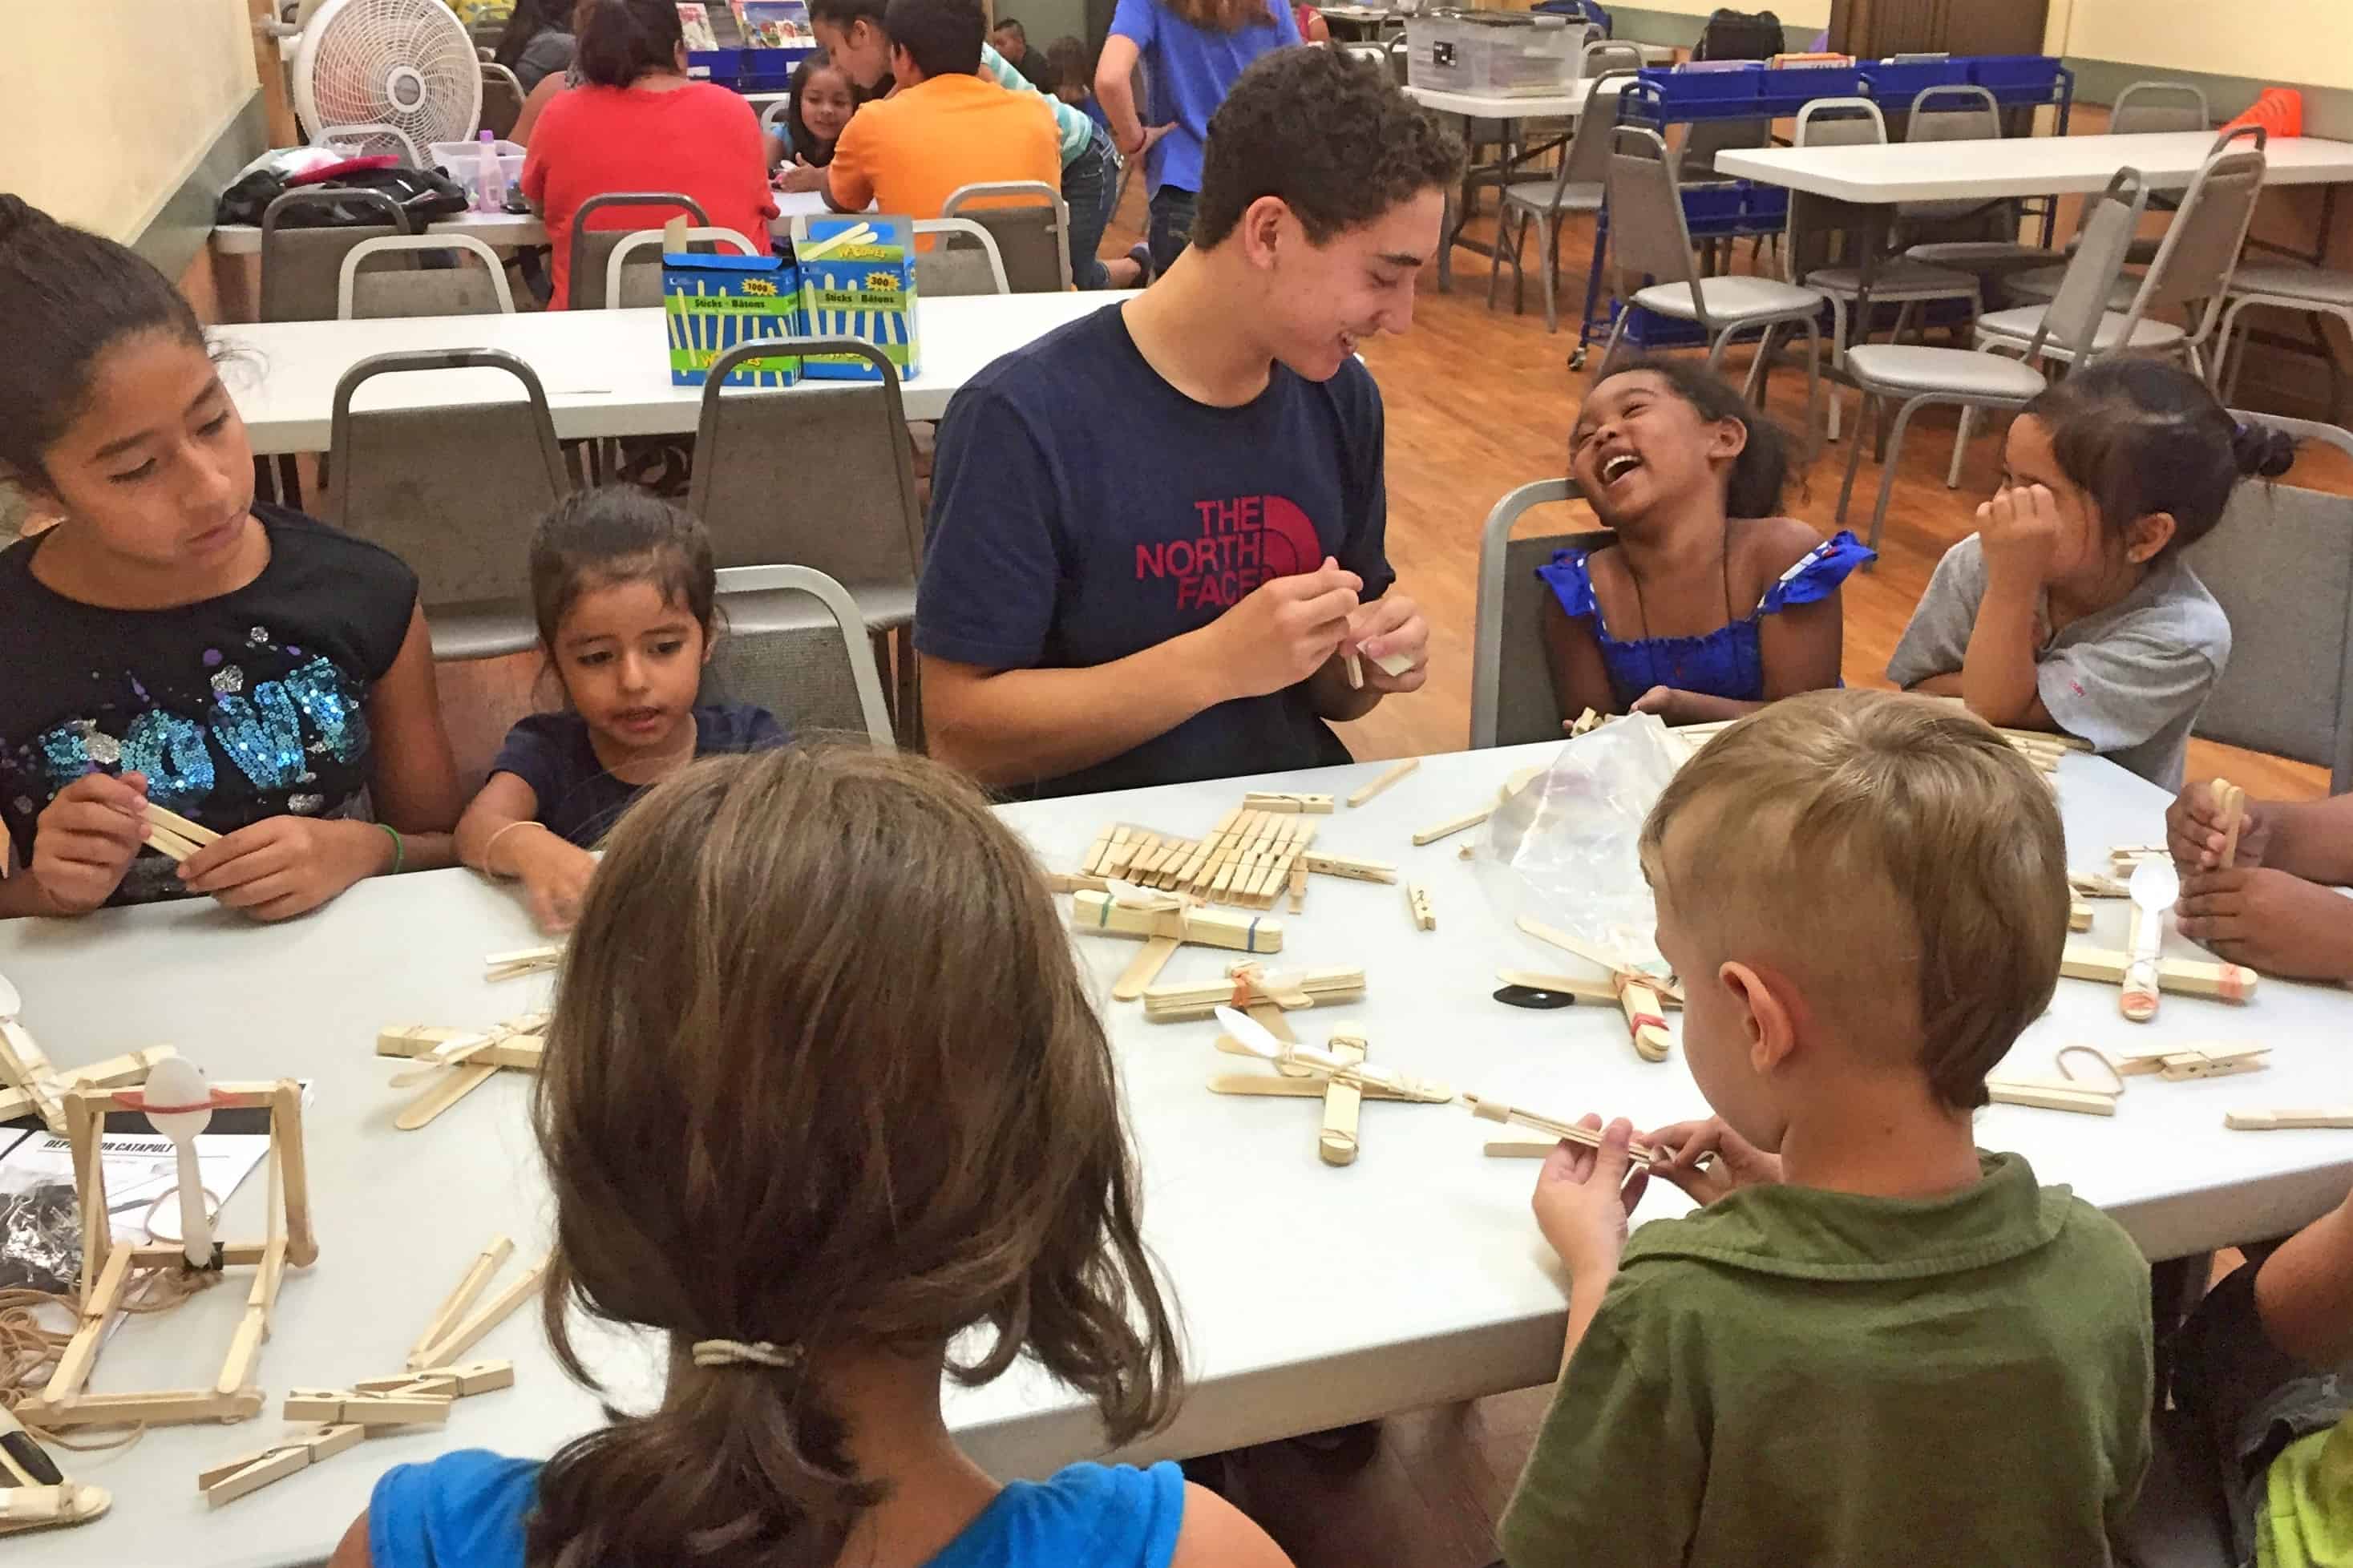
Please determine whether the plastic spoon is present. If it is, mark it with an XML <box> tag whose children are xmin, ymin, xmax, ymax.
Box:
<box><xmin>140</xmin><ymin>1057</ymin><xmax>216</xmax><ymax>1269</ymax></box>
<box><xmin>2122</xmin><ymin>856</ymin><xmax>2180</xmax><ymax>1023</ymax></box>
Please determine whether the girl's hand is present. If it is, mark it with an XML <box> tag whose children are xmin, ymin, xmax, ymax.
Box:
<box><xmin>772</xmin><ymin>157</ymin><xmax>827</xmax><ymax>193</ymax></box>
<box><xmin>1976</xmin><ymin>483</ymin><xmax>2066</xmax><ymax>592</ymax></box>
<box><xmin>1643</xmin><ymin>1117</ymin><xmax>1782</xmax><ymax>1206</ymax></box>
<box><xmin>1529</xmin><ymin>1115</ymin><xmax>1649</xmax><ymax>1283</ymax></box>
<box><xmin>1630</xmin><ymin>685</ymin><xmax>1701</xmax><ymax>725</ymax></box>
<box><xmin>30</xmin><ymin>772</ymin><xmax>151</xmax><ymax>915</ymax></box>
<box><xmin>177</xmin><ymin>818</ymin><xmax>389</xmax><ymax>922</ymax></box>
<box><xmin>515</xmin><ymin>836</ymin><xmax>598</xmax><ymax>932</ymax></box>
<box><xmin>2177</xmin><ymin>867</ymin><xmax>2353</xmax><ymax>981</ymax></box>
<box><xmin>2168</xmin><ymin>779</ymin><xmax>2273</xmax><ymax>871</ymax></box>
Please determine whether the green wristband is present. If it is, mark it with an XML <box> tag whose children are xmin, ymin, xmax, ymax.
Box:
<box><xmin>376</xmin><ymin>822</ymin><xmax>405</xmax><ymax>876</ymax></box>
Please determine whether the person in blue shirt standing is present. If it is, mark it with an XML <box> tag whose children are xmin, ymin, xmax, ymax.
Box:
<box><xmin>1097</xmin><ymin>0</ymin><xmax>1300</xmax><ymax>272</ymax></box>
<box><xmin>916</xmin><ymin>48</ymin><xmax>1465</xmax><ymax>798</ymax></box>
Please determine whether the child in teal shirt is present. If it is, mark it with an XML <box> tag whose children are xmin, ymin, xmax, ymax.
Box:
<box><xmin>1499</xmin><ymin>690</ymin><xmax>2152</xmax><ymax>1567</ymax></box>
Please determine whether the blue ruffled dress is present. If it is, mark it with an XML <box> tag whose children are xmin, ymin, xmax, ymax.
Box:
<box><xmin>1535</xmin><ymin>531</ymin><xmax>1874</xmax><ymax>708</ymax></box>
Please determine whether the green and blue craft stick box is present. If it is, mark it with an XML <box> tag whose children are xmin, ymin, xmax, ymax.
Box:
<box><xmin>794</xmin><ymin>213</ymin><xmax>920</xmax><ymax>382</ymax></box>
<box><xmin>662</xmin><ymin>251</ymin><xmax>803</xmax><ymax>387</ymax></box>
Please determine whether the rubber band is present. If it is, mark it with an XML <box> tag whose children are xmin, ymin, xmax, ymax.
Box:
<box><xmin>480</xmin><ymin>820</ymin><xmax>548</xmax><ymax>880</ymax></box>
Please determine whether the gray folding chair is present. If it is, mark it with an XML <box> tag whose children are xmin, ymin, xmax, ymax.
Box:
<box><xmin>940</xmin><ymin>182</ymin><xmax>1071</xmax><ymax>293</ymax></box>
<box><xmin>1580</xmin><ymin>38</ymin><xmax>1643</xmax><ymax>76</ymax></box>
<box><xmin>2186</xmin><ymin>414</ymin><xmax>2353</xmax><ymax>793</ymax></box>
<box><xmin>337</xmin><ymin>234</ymin><xmax>515</xmax><ymax>317</ymax></box>
<box><xmin>565</xmin><ymin>192</ymin><xmax>710</xmax><ymax>309</ymax></box>
<box><xmin>701</xmin><ymin>565</ymin><xmax>896</xmax><ymax>747</ymax></box>
<box><xmin>1898</xmin><ymin>85</ymin><xmax>2061</xmax><ymax>289</ymax></box>
<box><xmin>1833</xmin><ymin>170</ymin><xmax>2152</xmax><ymax>554</ymax></box>
<box><xmin>912</xmin><ymin>219</ymin><xmax>1011</xmax><ymax>297</ymax></box>
<box><xmin>601</xmin><ymin>225</ymin><xmax>761</xmax><ymax>308</ymax></box>
<box><xmin>261</xmin><ymin>188</ymin><xmax>411</xmax><ymax>323</ymax></box>
<box><xmin>1785</xmin><ymin>98</ymin><xmax>1978</xmax><ymax>443</ymax></box>
<box><xmin>1490</xmin><ymin>71</ymin><xmax>1632</xmax><ymax>332</ymax></box>
<box><xmin>324</xmin><ymin>350</ymin><xmax>572</xmax><ymax>661</ymax></box>
<box><xmin>1470</xmin><ymin>478</ymin><xmax>1611</xmax><ymax>749</ymax></box>
<box><xmin>479</xmin><ymin>63</ymin><xmax>528</xmax><ymax>140</ymax></box>
<box><xmin>2216</xmin><ymin>264</ymin><xmax>2353</xmax><ymax>407</ymax></box>
<box><xmin>1975</xmin><ymin>134</ymin><xmax>2267</xmax><ymax>382</ymax></box>
<box><xmin>310</xmin><ymin>123</ymin><xmax>426</xmax><ymax>164</ymax></box>
<box><xmin>687</xmin><ymin>338</ymin><xmax>927</xmax><ymax>733</ymax></box>
<box><xmin>1599</xmin><ymin>126</ymin><xmax>1825</xmax><ymax>444</ymax></box>
<box><xmin>2004</xmin><ymin>83</ymin><xmax>2218</xmax><ymax>305</ymax></box>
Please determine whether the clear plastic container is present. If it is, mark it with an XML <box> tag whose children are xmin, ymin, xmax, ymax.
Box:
<box><xmin>1408</xmin><ymin>11</ymin><xmax>1580</xmax><ymax>97</ymax></box>
<box><xmin>427</xmin><ymin>139</ymin><xmax>527</xmax><ymax>207</ymax></box>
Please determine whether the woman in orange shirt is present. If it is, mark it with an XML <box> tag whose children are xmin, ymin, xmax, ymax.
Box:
<box><xmin>520</xmin><ymin>0</ymin><xmax>778</xmax><ymax>309</ymax></box>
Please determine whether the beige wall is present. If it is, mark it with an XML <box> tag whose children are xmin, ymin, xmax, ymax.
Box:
<box><xmin>1634</xmin><ymin>0</ymin><xmax>1831</xmax><ymax>26</ymax></box>
<box><xmin>2050</xmin><ymin>0</ymin><xmax>2353</xmax><ymax>91</ymax></box>
<box><xmin>0</xmin><ymin>0</ymin><xmax>259</xmax><ymax>241</ymax></box>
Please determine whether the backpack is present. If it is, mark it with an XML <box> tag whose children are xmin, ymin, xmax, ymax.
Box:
<box><xmin>215</xmin><ymin>163</ymin><xmax>471</xmax><ymax>229</ymax></box>
<box><xmin>1692</xmin><ymin>7</ymin><xmax>1782</xmax><ymax>61</ymax></box>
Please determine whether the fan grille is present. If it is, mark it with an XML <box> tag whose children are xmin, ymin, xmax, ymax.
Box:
<box><xmin>297</xmin><ymin>0</ymin><xmax>483</xmax><ymax>151</ymax></box>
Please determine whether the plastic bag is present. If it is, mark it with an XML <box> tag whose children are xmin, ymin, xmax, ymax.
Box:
<box><xmin>1471</xmin><ymin>713</ymin><xmax>1685</xmax><ymax>974</ymax></box>
<box><xmin>0</xmin><ymin>1181</ymin><xmax>81</xmax><ymax>1295</ymax></box>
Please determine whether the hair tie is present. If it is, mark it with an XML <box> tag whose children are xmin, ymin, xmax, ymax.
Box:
<box><xmin>691</xmin><ymin>1338</ymin><xmax>803</xmax><ymax>1370</ymax></box>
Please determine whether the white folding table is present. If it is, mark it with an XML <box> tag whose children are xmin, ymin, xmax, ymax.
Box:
<box><xmin>1404</xmin><ymin>79</ymin><xmax>1597</xmax><ymax>291</ymax></box>
<box><xmin>211</xmin><ymin>189</ymin><xmax>843</xmax><ymax>258</ymax></box>
<box><xmin>3</xmin><ymin>740</ymin><xmax>2347</xmax><ymax>1568</ymax></box>
<box><xmin>1715</xmin><ymin>131</ymin><xmax>2353</xmax><ymax>204</ymax></box>
<box><xmin>212</xmin><ymin>289</ymin><xmax>1131</xmax><ymax>451</ymax></box>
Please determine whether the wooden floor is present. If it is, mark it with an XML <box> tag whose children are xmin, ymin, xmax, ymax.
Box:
<box><xmin>1086</xmin><ymin>174</ymin><xmax>2344</xmax><ymax>1568</ymax></box>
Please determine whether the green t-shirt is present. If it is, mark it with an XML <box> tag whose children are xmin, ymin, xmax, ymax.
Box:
<box><xmin>1499</xmin><ymin>1153</ymin><xmax>2153</xmax><ymax>1568</ymax></box>
<box><xmin>2261</xmin><ymin>1412</ymin><xmax>2353</xmax><ymax>1568</ymax></box>
<box><xmin>980</xmin><ymin>42</ymin><xmax>1093</xmax><ymax>165</ymax></box>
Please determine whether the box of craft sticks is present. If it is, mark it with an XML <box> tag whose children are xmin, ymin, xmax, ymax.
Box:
<box><xmin>791</xmin><ymin>213</ymin><xmax>919</xmax><ymax>382</ymax></box>
<box><xmin>662</xmin><ymin>251</ymin><xmax>804</xmax><ymax>387</ymax></box>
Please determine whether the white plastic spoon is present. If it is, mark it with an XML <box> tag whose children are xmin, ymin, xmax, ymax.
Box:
<box><xmin>140</xmin><ymin>1057</ymin><xmax>215</xmax><ymax>1269</ymax></box>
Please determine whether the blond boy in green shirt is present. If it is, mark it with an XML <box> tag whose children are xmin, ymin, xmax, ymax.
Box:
<box><xmin>1499</xmin><ymin>689</ymin><xmax>2153</xmax><ymax>1568</ymax></box>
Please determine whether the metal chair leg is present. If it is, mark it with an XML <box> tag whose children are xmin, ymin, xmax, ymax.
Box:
<box><xmin>1486</xmin><ymin>208</ymin><xmax>1510</xmax><ymax>312</ymax></box>
<box><xmin>1838</xmin><ymin>391</ymin><xmax>1877</xmax><ymax>530</ymax></box>
<box><xmin>1538</xmin><ymin>214</ymin><xmax>1561</xmax><ymax>334</ymax></box>
<box><xmin>1867</xmin><ymin>394</ymin><xmax>1934</xmax><ymax>560</ymax></box>
<box><xmin>1740</xmin><ymin>324</ymin><xmax>1776</xmax><ymax>403</ymax></box>
<box><xmin>1947</xmin><ymin>403</ymin><xmax>1976</xmax><ymax>490</ymax></box>
<box><xmin>1797</xmin><ymin>315</ymin><xmax>1823</xmax><ymax>463</ymax></box>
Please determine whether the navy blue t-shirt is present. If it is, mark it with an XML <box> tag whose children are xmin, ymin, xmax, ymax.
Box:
<box><xmin>488</xmin><ymin>703</ymin><xmax>786</xmax><ymax>846</ymax></box>
<box><xmin>915</xmin><ymin>302</ymin><xmax>1393</xmax><ymax>798</ymax></box>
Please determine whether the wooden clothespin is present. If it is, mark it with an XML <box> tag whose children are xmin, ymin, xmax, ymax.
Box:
<box><xmin>2070</xmin><ymin>871</ymin><xmax>2131</xmax><ymax>899</ymax></box>
<box><xmin>355</xmin><ymin>1360</ymin><xmax>515</xmax><ymax>1399</ymax></box>
<box><xmin>198</xmin><ymin>1424</ymin><xmax>365</xmax><ymax>1509</ymax></box>
<box><xmin>484</xmin><ymin>946</ymin><xmax>561</xmax><ymax>982</ymax></box>
<box><xmin>1406</xmin><ymin>884</ymin><xmax>1435</xmax><ymax>932</ymax></box>
<box><xmin>1242</xmin><ymin>792</ymin><xmax>1333</xmax><ymax>814</ymax></box>
<box><xmin>2224</xmin><ymin>1108</ymin><xmax>2353</xmax><ymax>1131</ymax></box>
<box><xmin>1209</xmin><ymin>1008</ymin><xmax>1451</xmax><ymax>1167</ymax></box>
<box><xmin>1515</xmin><ymin>918</ymin><xmax>1676</xmax><ymax>1062</ymax></box>
<box><xmin>1347</xmin><ymin>758</ymin><xmax>1418</xmax><ymax>808</ymax></box>
<box><xmin>2109</xmin><ymin>1042</ymin><xmax>2269</xmax><ymax>1081</ymax></box>
<box><xmin>2061</xmin><ymin>944</ymin><xmax>2255</xmax><ymax>1006</ymax></box>
<box><xmin>376</xmin><ymin>1016</ymin><xmax>548</xmax><ymax>1130</ymax></box>
<box><xmin>2211</xmin><ymin>778</ymin><xmax>2250</xmax><ymax>868</ymax></box>
<box><xmin>281</xmin><ymin>1388</ymin><xmax>451</xmax><ymax>1428</ymax></box>
<box><xmin>1298</xmin><ymin>850</ymin><xmax>1397</xmax><ymax>883</ymax></box>
<box><xmin>1141</xmin><ymin>963</ymin><xmax>1364</xmax><ymax>1024</ymax></box>
<box><xmin>1081</xmin><ymin>809</ymin><xmax>1317</xmax><ymax>911</ymax></box>
<box><xmin>1072</xmin><ymin>886</ymin><xmax>1281</xmax><ymax>1000</ymax></box>
<box><xmin>138</xmin><ymin>801</ymin><xmax>221</xmax><ymax>864</ymax></box>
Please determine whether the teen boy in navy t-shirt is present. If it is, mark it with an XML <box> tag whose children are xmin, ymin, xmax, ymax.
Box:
<box><xmin>915</xmin><ymin>48</ymin><xmax>1466</xmax><ymax>798</ymax></box>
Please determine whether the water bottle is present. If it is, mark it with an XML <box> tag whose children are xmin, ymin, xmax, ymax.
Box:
<box><xmin>476</xmin><ymin>129</ymin><xmax>502</xmax><ymax>213</ymax></box>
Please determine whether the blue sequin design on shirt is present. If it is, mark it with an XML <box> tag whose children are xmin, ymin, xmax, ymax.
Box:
<box><xmin>28</xmin><ymin>654</ymin><xmax>370</xmax><ymax>803</ymax></box>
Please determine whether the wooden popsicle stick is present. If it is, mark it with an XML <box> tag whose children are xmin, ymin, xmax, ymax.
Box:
<box><xmin>2214</xmin><ymin>779</ymin><xmax>2248</xmax><ymax>869</ymax></box>
<box><xmin>1110</xmin><ymin>936</ymin><xmax>1180</xmax><ymax>1002</ymax></box>
<box><xmin>1342</xmin><ymin>649</ymin><xmax>1364</xmax><ymax>689</ymax></box>
<box><xmin>2063</xmin><ymin>944</ymin><xmax>2255</xmax><ymax>1003</ymax></box>
<box><xmin>394</xmin><ymin>1061</ymin><xmax>502</xmax><ymax>1131</ymax></box>
<box><xmin>142</xmin><ymin>801</ymin><xmax>220</xmax><ymax>847</ymax></box>
<box><xmin>1459</xmin><ymin>1093</ymin><xmax>1658</xmax><ymax>1165</ymax></box>
<box><xmin>1413</xmin><ymin>808</ymin><xmax>1490</xmax><ymax>847</ymax></box>
<box><xmin>410</xmin><ymin>1235</ymin><xmax>515</xmax><ymax>1368</ymax></box>
<box><xmin>411</xmin><ymin>1254</ymin><xmax>550</xmax><ymax>1369</ymax></box>
<box><xmin>1319</xmin><ymin>1037</ymin><xmax>1364</xmax><ymax>1166</ymax></box>
<box><xmin>1347</xmin><ymin>758</ymin><xmax>1419</xmax><ymax>808</ymax></box>
<box><xmin>1207</xmin><ymin>1073</ymin><xmax>1425</xmax><ymax>1103</ymax></box>
<box><xmin>2224</xmin><ymin>1109</ymin><xmax>2353</xmax><ymax>1131</ymax></box>
<box><xmin>1987</xmin><ymin>1078</ymin><xmax>2117</xmax><ymax>1116</ymax></box>
<box><xmin>1482</xmin><ymin>1140</ymin><xmax>1558</xmax><ymax>1158</ymax></box>
<box><xmin>142</xmin><ymin>825</ymin><xmax>204</xmax><ymax>863</ymax></box>
<box><xmin>1515</xmin><ymin>915</ymin><xmax>1623</xmax><ymax>973</ymax></box>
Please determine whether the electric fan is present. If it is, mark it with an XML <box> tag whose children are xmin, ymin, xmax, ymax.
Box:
<box><xmin>289</xmin><ymin>0</ymin><xmax>483</xmax><ymax>156</ymax></box>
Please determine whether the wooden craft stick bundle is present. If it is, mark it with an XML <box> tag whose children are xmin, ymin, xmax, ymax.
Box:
<box><xmin>1460</xmin><ymin>1093</ymin><xmax>1658</xmax><ymax>1166</ymax></box>
<box><xmin>139</xmin><ymin>801</ymin><xmax>221</xmax><ymax>864</ymax></box>
<box><xmin>1140</xmin><ymin>966</ymin><xmax>1365</xmax><ymax>1021</ymax></box>
<box><xmin>2061</xmin><ymin>945</ymin><xmax>2256</xmax><ymax>1004</ymax></box>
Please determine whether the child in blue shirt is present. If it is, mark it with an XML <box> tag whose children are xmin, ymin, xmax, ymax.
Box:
<box><xmin>454</xmin><ymin>487</ymin><xmax>785</xmax><ymax>932</ymax></box>
<box><xmin>1538</xmin><ymin>359</ymin><xmax>1872</xmax><ymax>729</ymax></box>
<box><xmin>329</xmin><ymin>747</ymin><xmax>1292</xmax><ymax>1568</ymax></box>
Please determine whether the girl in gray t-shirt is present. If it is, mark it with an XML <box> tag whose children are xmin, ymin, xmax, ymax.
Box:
<box><xmin>1887</xmin><ymin>358</ymin><xmax>2297</xmax><ymax>789</ymax></box>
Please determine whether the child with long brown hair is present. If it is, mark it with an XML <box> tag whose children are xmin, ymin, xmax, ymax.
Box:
<box><xmin>330</xmin><ymin>748</ymin><xmax>1292</xmax><ymax>1568</ymax></box>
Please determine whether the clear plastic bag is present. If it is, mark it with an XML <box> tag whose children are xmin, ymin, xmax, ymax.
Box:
<box><xmin>0</xmin><ymin>1180</ymin><xmax>82</xmax><ymax>1295</ymax></box>
<box><xmin>1471</xmin><ymin>714</ymin><xmax>1686</xmax><ymax>974</ymax></box>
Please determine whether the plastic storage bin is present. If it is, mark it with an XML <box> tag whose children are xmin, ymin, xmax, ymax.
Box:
<box><xmin>426</xmin><ymin>140</ymin><xmax>525</xmax><ymax>206</ymax></box>
<box><xmin>1408</xmin><ymin>12</ymin><xmax>1581</xmax><ymax>97</ymax></box>
<box><xmin>1858</xmin><ymin>57</ymin><xmax>1970</xmax><ymax>107</ymax></box>
<box><xmin>1968</xmin><ymin>54</ymin><xmax>2068</xmax><ymax>101</ymax></box>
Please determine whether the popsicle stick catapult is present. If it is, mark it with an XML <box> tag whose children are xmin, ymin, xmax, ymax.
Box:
<box><xmin>1515</xmin><ymin>918</ymin><xmax>1679</xmax><ymax>1062</ymax></box>
<box><xmin>1210</xmin><ymin>1008</ymin><xmax>1451</xmax><ymax>1166</ymax></box>
<box><xmin>18</xmin><ymin>1073</ymin><xmax>314</xmax><ymax>1431</ymax></box>
<box><xmin>376</xmin><ymin>1014</ymin><xmax>548</xmax><ymax>1130</ymax></box>
<box><xmin>1072</xmin><ymin>885</ymin><xmax>1281</xmax><ymax>1000</ymax></box>
<box><xmin>2060</xmin><ymin>945</ymin><xmax>2254</xmax><ymax>1006</ymax></box>
<box><xmin>1142</xmin><ymin>961</ymin><xmax>1365</xmax><ymax>1024</ymax></box>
